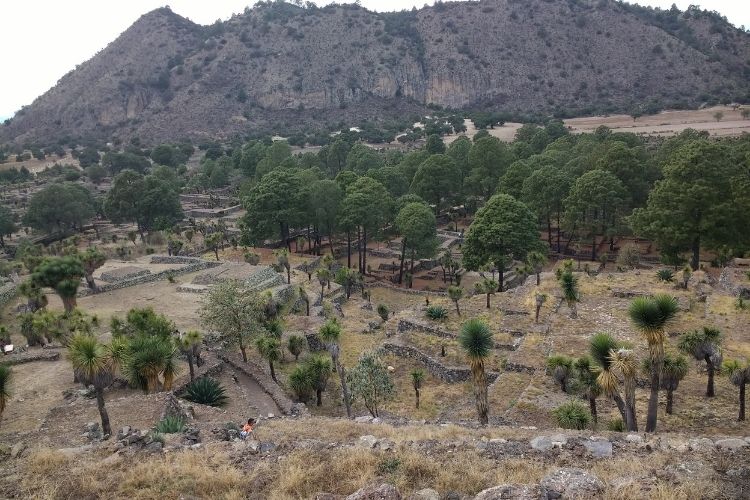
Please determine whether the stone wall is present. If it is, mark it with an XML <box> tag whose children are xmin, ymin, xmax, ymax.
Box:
<box><xmin>3</xmin><ymin>350</ymin><xmax>60</xmax><ymax>365</ymax></box>
<box><xmin>79</xmin><ymin>258</ymin><xmax>220</xmax><ymax>297</ymax></box>
<box><xmin>718</xmin><ymin>266</ymin><xmax>750</xmax><ymax>299</ymax></box>
<box><xmin>396</xmin><ymin>319</ymin><xmax>520</xmax><ymax>351</ymax></box>
<box><xmin>0</xmin><ymin>283</ymin><xmax>18</xmax><ymax>308</ymax></box>
<box><xmin>379</xmin><ymin>342</ymin><xmax>499</xmax><ymax>384</ymax></box>
<box><xmin>369</xmin><ymin>281</ymin><xmax>448</xmax><ymax>297</ymax></box>
<box><xmin>172</xmin><ymin>357</ymin><xmax>224</xmax><ymax>394</ymax></box>
<box><xmin>100</xmin><ymin>267</ymin><xmax>150</xmax><ymax>283</ymax></box>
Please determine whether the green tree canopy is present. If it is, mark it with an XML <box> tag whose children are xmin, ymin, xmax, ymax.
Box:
<box><xmin>410</xmin><ymin>154</ymin><xmax>461</xmax><ymax>214</ymax></box>
<box><xmin>463</xmin><ymin>193</ymin><xmax>541</xmax><ymax>291</ymax></box>
<box><xmin>467</xmin><ymin>136</ymin><xmax>512</xmax><ymax>197</ymax></box>
<box><xmin>24</xmin><ymin>183</ymin><xmax>95</xmax><ymax>234</ymax></box>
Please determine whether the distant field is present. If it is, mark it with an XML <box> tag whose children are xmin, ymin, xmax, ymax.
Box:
<box><xmin>443</xmin><ymin>104</ymin><xmax>750</xmax><ymax>144</ymax></box>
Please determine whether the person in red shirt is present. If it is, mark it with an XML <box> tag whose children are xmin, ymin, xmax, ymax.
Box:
<box><xmin>240</xmin><ymin>418</ymin><xmax>256</xmax><ymax>440</ymax></box>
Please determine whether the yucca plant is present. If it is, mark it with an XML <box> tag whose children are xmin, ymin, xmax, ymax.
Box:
<box><xmin>177</xmin><ymin>330</ymin><xmax>203</xmax><ymax>383</ymax></box>
<box><xmin>0</xmin><ymin>364</ymin><xmax>12</xmax><ymax>421</ymax></box>
<box><xmin>642</xmin><ymin>353</ymin><xmax>688</xmax><ymax>415</ymax></box>
<box><xmin>572</xmin><ymin>356</ymin><xmax>601</xmax><ymax>424</ymax></box>
<box><xmin>552</xmin><ymin>400</ymin><xmax>591</xmax><ymax>430</ymax></box>
<box><xmin>68</xmin><ymin>334</ymin><xmax>114</xmax><ymax>436</ymax></box>
<box><xmin>304</xmin><ymin>355</ymin><xmax>332</xmax><ymax>406</ymax></box>
<box><xmin>426</xmin><ymin>305</ymin><xmax>448</xmax><ymax>321</ymax></box>
<box><xmin>256</xmin><ymin>335</ymin><xmax>282</xmax><ymax>382</ymax></box>
<box><xmin>629</xmin><ymin>294</ymin><xmax>679</xmax><ymax>432</ymax></box>
<box><xmin>122</xmin><ymin>335</ymin><xmax>177</xmax><ymax>393</ymax></box>
<box><xmin>183</xmin><ymin>377</ymin><xmax>228</xmax><ymax>407</ymax></box>
<box><xmin>678</xmin><ymin>327</ymin><xmax>722</xmax><ymax>397</ymax></box>
<box><xmin>610</xmin><ymin>348</ymin><xmax>638</xmax><ymax>432</ymax></box>
<box><xmin>319</xmin><ymin>319</ymin><xmax>351</xmax><ymax>417</ymax></box>
<box><xmin>287</xmin><ymin>335</ymin><xmax>305</xmax><ymax>361</ymax></box>
<box><xmin>656</xmin><ymin>269</ymin><xmax>674</xmax><ymax>282</ymax></box>
<box><xmin>558</xmin><ymin>268</ymin><xmax>579</xmax><ymax>318</ymax></box>
<box><xmin>459</xmin><ymin>319</ymin><xmax>493</xmax><ymax>426</ymax></box>
<box><xmin>546</xmin><ymin>355</ymin><xmax>574</xmax><ymax>393</ymax></box>
<box><xmin>723</xmin><ymin>359</ymin><xmax>749</xmax><ymax>421</ymax></box>
<box><xmin>474</xmin><ymin>278</ymin><xmax>498</xmax><ymax>308</ymax></box>
<box><xmin>289</xmin><ymin>365</ymin><xmax>314</xmax><ymax>403</ymax></box>
<box><xmin>154</xmin><ymin>415</ymin><xmax>185</xmax><ymax>434</ymax></box>
<box><xmin>534</xmin><ymin>293</ymin><xmax>547</xmax><ymax>323</ymax></box>
<box><xmin>447</xmin><ymin>286</ymin><xmax>464</xmax><ymax>316</ymax></box>
<box><xmin>589</xmin><ymin>333</ymin><xmax>627</xmax><ymax>425</ymax></box>
<box><xmin>411</xmin><ymin>369</ymin><xmax>425</xmax><ymax>409</ymax></box>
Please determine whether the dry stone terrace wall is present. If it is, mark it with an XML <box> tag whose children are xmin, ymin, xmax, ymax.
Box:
<box><xmin>0</xmin><ymin>282</ymin><xmax>18</xmax><ymax>308</ymax></box>
<box><xmin>396</xmin><ymin>319</ymin><xmax>521</xmax><ymax>351</ymax></box>
<box><xmin>78</xmin><ymin>256</ymin><xmax>220</xmax><ymax>297</ymax></box>
<box><xmin>379</xmin><ymin>342</ymin><xmax>499</xmax><ymax>384</ymax></box>
<box><xmin>718</xmin><ymin>265</ymin><xmax>750</xmax><ymax>299</ymax></box>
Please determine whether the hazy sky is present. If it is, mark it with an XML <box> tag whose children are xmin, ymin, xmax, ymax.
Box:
<box><xmin>0</xmin><ymin>0</ymin><xmax>747</xmax><ymax>119</ymax></box>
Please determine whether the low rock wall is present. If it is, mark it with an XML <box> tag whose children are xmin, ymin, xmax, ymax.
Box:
<box><xmin>79</xmin><ymin>259</ymin><xmax>220</xmax><ymax>297</ymax></box>
<box><xmin>172</xmin><ymin>358</ymin><xmax>224</xmax><ymax>394</ymax></box>
<box><xmin>2</xmin><ymin>350</ymin><xmax>60</xmax><ymax>365</ymax></box>
<box><xmin>379</xmin><ymin>342</ymin><xmax>499</xmax><ymax>384</ymax></box>
<box><xmin>0</xmin><ymin>283</ymin><xmax>18</xmax><ymax>308</ymax></box>
<box><xmin>397</xmin><ymin>319</ymin><xmax>520</xmax><ymax>351</ymax></box>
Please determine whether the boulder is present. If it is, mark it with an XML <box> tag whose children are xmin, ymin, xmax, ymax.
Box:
<box><xmin>117</xmin><ymin>426</ymin><xmax>132</xmax><ymax>441</ymax></box>
<box><xmin>358</xmin><ymin>435</ymin><xmax>379</xmax><ymax>449</ymax></box>
<box><xmin>582</xmin><ymin>438</ymin><xmax>612</xmax><ymax>458</ymax></box>
<box><xmin>346</xmin><ymin>483</ymin><xmax>401</xmax><ymax>500</ymax></box>
<box><xmin>408</xmin><ymin>488</ymin><xmax>439</xmax><ymax>500</ymax></box>
<box><xmin>144</xmin><ymin>441</ymin><xmax>163</xmax><ymax>454</ymax></box>
<box><xmin>473</xmin><ymin>484</ymin><xmax>542</xmax><ymax>500</ymax></box>
<box><xmin>10</xmin><ymin>442</ymin><xmax>26</xmax><ymax>459</ymax></box>
<box><xmin>715</xmin><ymin>438</ymin><xmax>748</xmax><ymax>451</ymax></box>
<box><xmin>540</xmin><ymin>468</ymin><xmax>603</xmax><ymax>499</ymax></box>
<box><xmin>530</xmin><ymin>434</ymin><xmax>567</xmax><ymax>452</ymax></box>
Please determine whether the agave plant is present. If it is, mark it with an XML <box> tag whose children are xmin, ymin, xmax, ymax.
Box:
<box><xmin>459</xmin><ymin>319</ymin><xmax>493</xmax><ymax>426</ymax></box>
<box><xmin>656</xmin><ymin>269</ymin><xmax>674</xmax><ymax>282</ymax></box>
<box><xmin>154</xmin><ymin>415</ymin><xmax>185</xmax><ymax>434</ymax></box>
<box><xmin>426</xmin><ymin>305</ymin><xmax>448</xmax><ymax>321</ymax></box>
<box><xmin>183</xmin><ymin>377</ymin><xmax>228</xmax><ymax>407</ymax></box>
<box><xmin>629</xmin><ymin>294</ymin><xmax>679</xmax><ymax>432</ymax></box>
<box><xmin>552</xmin><ymin>400</ymin><xmax>591</xmax><ymax>430</ymax></box>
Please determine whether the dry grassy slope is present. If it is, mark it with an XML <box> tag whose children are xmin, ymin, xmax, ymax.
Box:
<box><xmin>1</xmin><ymin>0</ymin><xmax>748</xmax><ymax>144</ymax></box>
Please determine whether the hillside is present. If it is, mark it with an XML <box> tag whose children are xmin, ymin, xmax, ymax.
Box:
<box><xmin>2</xmin><ymin>0</ymin><xmax>749</xmax><ymax>144</ymax></box>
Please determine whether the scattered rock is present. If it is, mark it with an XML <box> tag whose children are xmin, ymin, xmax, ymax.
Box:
<box><xmin>144</xmin><ymin>441</ymin><xmax>163</xmax><ymax>454</ymax></box>
<box><xmin>10</xmin><ymin>442</ymin><xmax>26</xmax><ymax>459</ymax></box>
<box><xmin>540</xmin><ymin>468</ymin><xmax>603</xmax><ymax>499</ymax></box>
<box><xmin>688</xmin><ymin>438</ymin><xmax>714</xmax><ymax>451</ymax></box>
<box><xmin>530</xmin><ymin>434</ymin><xmax>567</xmax><ymax>452</ymax></box>
<box><xmin>346</xmin><ymin>483</ymin><xmax>401</xmax><ymax>500</ymax></box>
<box><xmin>355</xmin><ymin>416</ymin><xmax>374</xmax><ymax>424</ymax></box>
<box><xmin>161</xmin><ymin>392</ymin><xmax>194</xmax><ymax>422</ymax></box>
<box><xmin>409</xmin><ymin>488</ymin><xmax>439</xmax><ymax>500</ymax></box>
<box><xmin>117</xmin><ymin>426</ymin><xmax>132</xmax><ymax>440</ymax></box>
<box><xmin>715</xmin><ymin>438</ymin><xmax>748</xmax><ymax>451</ymax></box>
<box><xmin>473</xmin><ymin>484</ymin><xmax>542</xmax><ymax>500</ymax></box>
<box><xmin>582</xmin><ymin>438</ymin><xmax>612</xmax><ymax>458</ymax></box>
<box><xmin>624</xmin><ymin>434</ymin><xmax>642</xmax><ymax>444</ymax></box>
<box><xmin>358</xmin><ymin>435</ymin><xmax>379</xmax><ymax>449</ymax></box>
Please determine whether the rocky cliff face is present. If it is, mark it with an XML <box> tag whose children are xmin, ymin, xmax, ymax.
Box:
<box><xmin>2</xmin><ymin>0</ymin><xmax>748</xmax><ymax>144</ymax></box>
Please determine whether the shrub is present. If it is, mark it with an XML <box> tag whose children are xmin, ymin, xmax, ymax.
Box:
<box><xmin>183</xmin><ymin>377</ymin><xmax>228</xmax><ymax>407</ymax></box>
<box><xmin>607</xmin><ymin>417</ymin><xmax>625</xmax><ymax>432</ymax></box>
<box><xmin>656</xmin><ymin>269</ymin><xmax>674</xmax><ymax>282</ymax></box>
<box><xmin>154</xmin><ymin>415</ymin><xmax>185</xmax><ymax>434</ymax></box>
<box><xmin>376</xmin><ymin>304</ymin><xmax>389</xmax><ymax>322</ymax></box>
<box><xmin>616</xmin><ymin>243</ymin><xmax>640</xmax><ymax>269</ymax></box>
<box><xmin>244</xmin><ymin>252</ymin><xmax>261</xmax><ymax>265</ymax></box>
<box><xmin>426</xmin><ymin>305</ymin><xmax>448</xmax><ymax>320</ymax></box>
<box><xmin>149</xmin><ymin>431</ymin><xmax>165</xmax><ymax>444</ymax></box>
<box><xmin>552</xmin><ymin>401</ymin><xmax>591</xmax><ymax>430</ymax></box>
<box><xmin>166</xmin><ymin>271</ymin><xmax>176</xmax><ymax>283</ymax></box>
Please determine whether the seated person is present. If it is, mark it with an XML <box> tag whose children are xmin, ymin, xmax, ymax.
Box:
<box><xmin>240</xmin><ymin>418</ymin><xmax>256</xmax><ymax>440</ymax></box>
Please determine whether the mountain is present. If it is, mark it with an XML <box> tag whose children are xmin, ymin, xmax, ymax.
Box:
<box><xmin>2</xmin><ymin>0</ymin><xmax>748</xmax><ymax>145</ymax></box>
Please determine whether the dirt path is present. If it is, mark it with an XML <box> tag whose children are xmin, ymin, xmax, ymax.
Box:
<box><xmin>215</xmin><ymin>369</ymin><xmax>280</xmax><ymax>422</ymax></box>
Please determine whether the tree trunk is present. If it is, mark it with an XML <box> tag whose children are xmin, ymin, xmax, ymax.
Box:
<box><xmin>362</xmin><ymin>227</ymin><xmax>368</xmax><ymax>274</ymax></box>
<box><xmin>286</xmin><ymin>267</ymin><xmax>291</xmax><ymax>284</ymax></box>
<box><xmin>62</xmin><ymin>295</ymin><xmax>77</xmax><ymax>313</ymax></box>
<box><xmin>612</xmin><ymin>392</ymin><xmax>628</xmax><ymax>424</ymax></box>
<box><xmin>269</xmin><ymin>361</ymin><xmax>276</xmax><ymax>382</ymax></box>
<box><xmin>536</xmin><ymin>272</ymin><xmax>540</xmax><ymax>286</ymax></box>
<box><xmin>95</xmin><ymin>387</ymin><xmax>111</xmax><ymax>437</ymax></box>
<box><xmin>739</xmin><ymin>382</ymin><xmax>746</xmax><ymax>421</ymax></box>
<box><xmin>316</xmin><ymin>389</ymin><xmax>322</xmax><ymax>406</ymax></box>
<box><xmin>398</xmin><ymin>239</ymin><xmax>407</xmax><ymax>285</ymax></box>
<box><xmin>591</xmin><ymin>233</ymin><xmax>597</xmax><ymax>262</ymax></box>
<box><xmin>691</xmin><ymin>234</ymin><xmax>700</xmax><ymax>271</ymax></box>
<box><xmin>666</xmin><ymin>389</ymin><xmax>674</xmax><ymax>415</ymax></box>
<box><xmin>646</xmin><ymin>356</ymin><xmax>662</xmax><ymax>432</ymax></box>
<box><xmin>471</xmin><ymin>361</ymin><xmax>489</xmax><ymax>426</ymax></box>
<box><xmin>589</xmin><ymin>396</ymin><xmax>598</xmax><ymax>424</ymax></box>
<box><xmin>486</xmin><ymin>293</ymin><xmax>490</xmax><ymax>309</ymax></box>
<box><xmin>705</xmin><ymin>356</ymin><xmax>715</xmax><ymax>397</ymax></box>
<box><xmin>547</xmin><ymin>215</ymin><xmax>553</xmax><ymax>249</ymax></box>
<box><xmin>498</xmin><ymin>268</ymin><xmax>504</xmax><ymax>292</ymax></box>
<box><xmin>320</xmin><ymin>284</ymin><xmax>325</xmax><ymax>303</ymax></box>
<box><xmin>556</xmin><ymin>212</ymin><xmax>562</xmax><ymax>253</ymax></box>
<box><xmin>335</xmin><ymin>356</ymin><xmax>352</xmax><ymax>418</ymax></box>
<box><xmin>187</xmin><ymin>356</ymin><xmax>195</xmax><ymax>382</ymax></box>
<box><xmin>239</xmin><ymin>341</ymin><xmax>248</xmax><ymax>363</ymax></box>
<box><xmin>85</xmin><ymin>273</ymin><xmax>97</xmax><ymax>291</ymax></box>
<box><xmin>306</xmin><ymin>301</ymin><xmax>310</xmax><ymax>316</ymax></box>
<box><xmin>357</xmin><ymin>227</ymin><xmax>362</xmax><ymax>273</ymax></box>
<box><xmin>454</xmin><ymin>300</ymin><xmax>460</xmax><ymax>316</ymax></box>
<box><xmin>415</xmin><ymin>388</ymin><xmax>420</xmax><ymax>409</ymax></box>
<box><xmin>347</xmin><ymin>231</ymin><xmax>352</xmax><ymax>268</ymax></box>
<box><xmin>535</xmin><ymin>304</ymin><xmax>541</xmax><ymax>323</ymax></box>
<box><xmin>214</xmin><ymin>248</ymin><xmax>219</xmax><ymax>260</ymax></box>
